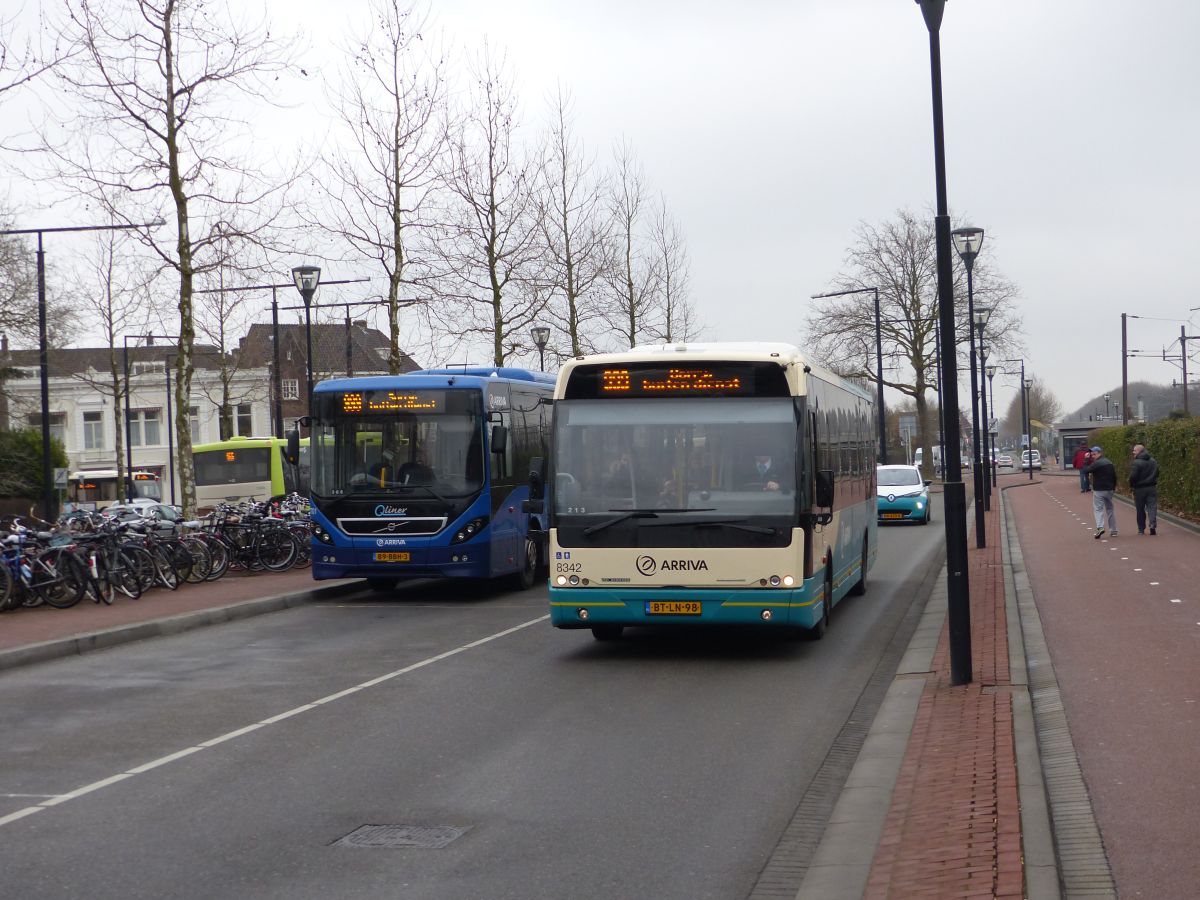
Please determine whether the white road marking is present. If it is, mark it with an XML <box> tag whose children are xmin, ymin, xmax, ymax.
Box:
<box><xmin>1171</xmin><ymin>599</ymin><xmax>1181</xmax><ymax>604</ymax></box>
<box><xmin>1150</xmin><ymin>582</ymin><xmax>1160</xmax><ymax>586</ymax></box>
<box><xmin>0</xmin><ymin>615</ymin><xmax>550</xmax><ymax>829</ymax></box>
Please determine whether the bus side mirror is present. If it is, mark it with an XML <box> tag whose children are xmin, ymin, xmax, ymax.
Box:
<box><xmin>815</xmin><ymin>470</ymin><xmax>835</xmax><ymax>508</ymax></box>
<box><xmin>284</xmin><ymin>430</ymin><xmax>300</xmax><ymax>466</ymax></box>
<box><xmin>523</xmin><ymin>456</ymin><xmax>545</xmax><ymax>514</ymax></box>
<box><xmin>490</xmin><ymin>424</ymin><xmax>508</xmax><ymax>455</ymax></box>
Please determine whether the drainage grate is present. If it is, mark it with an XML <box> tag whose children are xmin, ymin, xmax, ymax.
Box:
<box><xmin>333</xmin><ymin>824</ymin><xmax>472</xmax><ymax>850</ymax></box>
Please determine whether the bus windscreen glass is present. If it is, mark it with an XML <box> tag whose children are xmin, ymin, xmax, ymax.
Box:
<box><xmin>194</xmin><ymin>447</ymin><xmax>272</xmax><ymax>486</ymax></box>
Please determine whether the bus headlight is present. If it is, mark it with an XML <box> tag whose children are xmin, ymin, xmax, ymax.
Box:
<box><xmin>556</xmin><ymin>575</ymin><xmax>568</xmax><ymax>586</ymax></box>
<box><xmin>451</xmin><ymin>517</ymin><xmax>488</xmax><ymax>544</ymax></box>
<box><xmin>769</xmin><ymin>575</ymin><xmax>781</xmax><ymax>586</ymax></box>
<box><xmin>783</xmin><ymin>575</ymin><xmax>795</xmax><ymax>587</ymax></box>
<box><xmin>313</xmin><ymin>525</ymin><xmax>333</xmax><ymax>544</ymax></box>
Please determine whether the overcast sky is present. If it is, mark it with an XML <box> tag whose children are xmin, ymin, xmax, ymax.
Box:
<box><xmin>7</xmin><ymin>0</ymin><xmax>1200</xmax><ymax>422</ymax></box>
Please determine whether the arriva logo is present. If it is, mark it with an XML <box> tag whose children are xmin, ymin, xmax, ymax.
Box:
<box><xmin>636</xmin><ymin>556</ymin><xmax>709</xmax><ymax>576</ymax></box>
<box><xmin>374</xmin><ymin>505</ymin><xmax>409</xmax><ymax>517</ymax></box>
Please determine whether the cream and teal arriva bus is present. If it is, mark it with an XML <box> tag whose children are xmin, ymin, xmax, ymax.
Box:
<box><xmin>541</xmin><ymin>343</ymin><xmax>877</xmax><ymax>640</ymax></box>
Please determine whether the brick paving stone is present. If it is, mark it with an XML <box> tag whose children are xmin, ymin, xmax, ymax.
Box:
<box><xmin>864</xmin><ymin>487</ymin><xmax>1024</xmax><ymax>898</ymax></box>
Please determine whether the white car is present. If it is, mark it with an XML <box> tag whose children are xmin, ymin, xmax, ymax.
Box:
<box><xmin>1020</xmin><ymin>450</ymin><xmax>1042</xmax><ymax>471</ymax></box>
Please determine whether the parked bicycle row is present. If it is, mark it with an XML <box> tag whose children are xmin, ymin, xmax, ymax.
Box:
<box><xmin>0</xmin><ymin>494</ymin><xmax>313</xmax><ymax>613</ymax></box>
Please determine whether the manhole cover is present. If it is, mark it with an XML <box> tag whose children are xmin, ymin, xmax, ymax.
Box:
<box><xmin>333</xmin><ymin>824</ymin><xmax>472</xmax><ymax>850</ymax></box>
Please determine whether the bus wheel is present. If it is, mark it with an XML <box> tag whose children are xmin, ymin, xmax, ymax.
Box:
<box><xmin>511</xmin><ymin>535</ymin><xmax>539</xmax><ymax>590</ymax></box>
<box><xmin>591</xmin><ymin>624</ymin><xmax>624</xmax><ymax>641</ymax></box>
<box><xmin>367</xmin><ymin>578</ymin><xmax>397</xmax><ymax>593</ymax></box>
<box><xmin>806</xmin><ymin>565</ymin><xmax>832</xmax><ymax>640</ymax></box>
<box><xmin>849</xmin><ymin>535</ymin><xmax>868</xmax><ymax>596</ymax></box>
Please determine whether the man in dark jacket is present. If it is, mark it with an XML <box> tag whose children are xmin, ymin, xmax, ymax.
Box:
<box><xmin>1081</xmin><ymin>447</ymin><xmax>1118</xmax><ymax>538</ymax></box>
<box><xmin>1072</xmin><ymin>444</ymin><xmax>1091</xmax><ymax>492</ymax></box>
<box><xmin>1130</xmin><ymin>443</ymin><xmax>1159</xmax><ymax>535</ymax></box>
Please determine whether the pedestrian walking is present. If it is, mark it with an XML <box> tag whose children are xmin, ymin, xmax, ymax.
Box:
<box><xmin>1130</xmin><ymin>443</ymin><xmax>1159</xmax><ymax>535</ymax></box>
<box><xmin>1081</xmin><ymin>446</ymin><xmax>1118</xmax><ymax>538</ymax></box>
<box><xmin>1072</xmin><ymin>444</ymin><xmax>1092</xmax><ymax>492</ymax></box>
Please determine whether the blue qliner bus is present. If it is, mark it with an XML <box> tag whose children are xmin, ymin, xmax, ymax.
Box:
<box><xmin>297</xmin><ymin>368</ymin><xmax>554</xmax><ymax>591</ymax></box>
<box><xmin>528</xmin><ymin>343</ymin><xmax>876</xmax><ymax>641</ymax></box>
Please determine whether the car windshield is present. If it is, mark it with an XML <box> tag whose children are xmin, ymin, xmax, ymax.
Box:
<box><xmin>878</xmin><ymin>468</ymin><xmax>922</xmax><ymax>487</ymax></box>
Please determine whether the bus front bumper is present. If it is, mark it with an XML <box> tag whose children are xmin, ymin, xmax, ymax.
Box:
<box><xmin>548</xmin><ymin>583</ymin><xmax>826</xmax><ymax>630</ymax></box>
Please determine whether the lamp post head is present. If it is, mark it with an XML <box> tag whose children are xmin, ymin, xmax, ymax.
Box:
<box><xmin>1025</xmin><ymin>378</ymin><xmax>1033</xmax><ymax>389</ymax></box>
<box><xmin>973</xmin><ymin>306</ymin><xmax>992</xmax><ymax>329</ymax></box>
<box><xmin>531</xmin><ymin>325</ymin><xmax>550</xmax><ymax>351</ymax></box>
<box><xmin>986</xmin><ymin>364</ymin><xmax>997</xmax><ymax>379</ymax></box>
<box><xmin>915</xmin><ymin>0</ymin><xmax>946</xmax><ymax>33</ymax></box>
<box><xmin>292</xmin><ymin>265</ymin><xmax>321</xmax><ymax>305</ymax></box>
<box><xmin>951</xmin><ymin>226</ymin><xmax>985</xmax><ymax>268</ymax></box>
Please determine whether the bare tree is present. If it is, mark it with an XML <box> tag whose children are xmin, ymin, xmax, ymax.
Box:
<box><xmin>427</xmin><ymin>44</ymin><xmax>543</xmax><ymax>366</ymax></box>
<box><xmin>46</xmin><ymin>0</ymin><xmax>294</xmax><ymax>516</ymax></box>
<box><xmin>0</xmin><ymin>207</ymin><xmax>76</xmax><ymax>348</ymax></box>
<box><xmin>806</xmin><ymin>209</ymin><xmax>1022</xmax><ymax>478</ymax></box>
<box><xmin>321</xmin><ymin>0</ymin><xmax>445</xmax><ymax>374</ymax></box>
<box><xmin>1</xmin><ymin>5</ymin><xmax>71</xmax><ymax>103</ymax></box>
<box><xmin>645</xmin><ymin>196</ymin><xmax>700</xmax><ymax>343</ymax></box>
<box><xmin>534</xmin><ymin>86</ymin><xmax>611</xmax><ymax>360</ymax></box>
<box><xmin>69</xmin><ymin>228</ymin><xmax>152</xmax><ymax>491</ymax></box>
<box><xmin>999</xmin><ymin>376</ymin><xmax>1062</xmax><ymax>443</ymax></box>
<box><xmin>604</xmin><ymin>142</ymin><xmax>657</xmax><ymax>349</ymax></box>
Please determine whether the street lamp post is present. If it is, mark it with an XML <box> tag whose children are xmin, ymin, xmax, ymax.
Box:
<box><xmin>531</xmin><ymin>326</ymin><xmax>550</xmax><ymax>372</ymax></box>
<box><xmin>986</xmin><ymin>363</ymin><xmax>998</xmax><ymax>487</ymax></box>
<box><xmin>916</xmin><ymin>0</ymin><xmax>971</xmax><ymax>684</ymax></box>
<box><xmin>951</xmin><ymin>226</ymin><xmax>986</xmax><ymax>546</ymax></box>
<box><xmin>1104</xmin><ymin>392</ymin><xmax>1111</xmax><ymax>420</ymax></box>
<box><xmin>1023</xmin><ymin>374</ymin><xmax>1034</xmax><ymax>481</ymax></box>
<box><xmin>974</xmin><ymin>307</ymin><xmax>992</xmax><ymax>510</ymax></box>
<box><xmin>291</xmin><ymin>266</ymin><xmax>321</xmax><ymax>413</ymax></box>
<box><xmin>810</xmin><ymin>287</ymin><xmax>888</xmax><ymax>464</ymax></box>
<box><xmin>0</xmin><ymin>219</ymin><xmax>163</xmax><ymax>520</ymax></box>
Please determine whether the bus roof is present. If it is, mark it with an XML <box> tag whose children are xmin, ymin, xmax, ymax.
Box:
<box><xmin>314</xmin><ymin>368</ymin><xmax>555</xmax><ymax>393</ymax></box>
<box><xmin>554</xmin><ymin>342</ymin><xmax>872</xmax><ymax>403</ymax></box>
<box><xmin>192</xmin><ymin>436</ymin><xmax>308</xmax><ymax>451</ymax></box>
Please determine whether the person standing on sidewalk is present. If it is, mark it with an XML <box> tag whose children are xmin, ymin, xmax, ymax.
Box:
<box><xmin>1072</xmin><ymin>444</ymin><xmax>1092</xmax><ymax>492</ymax></box>
<box><xmin>1130</xmin><ymin>443</ymin><xmax>1159</xmax><ymax>535</ymax></box>
<box><xmin>1082</xmin><ymin>447</ymin><xmax>1118</xmax><ymax>538</ymax></box>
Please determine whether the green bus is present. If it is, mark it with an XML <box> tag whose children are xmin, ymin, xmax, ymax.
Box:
<box><xmin>192</xmin><ymin>436</ymin><xmax>309</xmax><ymax>507</ymax></box>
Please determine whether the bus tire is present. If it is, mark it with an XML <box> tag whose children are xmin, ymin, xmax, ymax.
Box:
<box><xmin>849</xmin><ymin>535</ymin><xmax>868</xmax><ymax>596</ymax></box>
<box><xmin>591</xmin><ymin>624</ymin><xmax>624</xmax><ymax>641</ymax></box>
<box><xmin>806</xmin><ymin>562</ymin><xmax>832</xmax><ymax>640</ymax></box>
<box><xmin>510</xmin><ymin>534</ymin><xmax>539</xmax><ymax>590</ymax></box>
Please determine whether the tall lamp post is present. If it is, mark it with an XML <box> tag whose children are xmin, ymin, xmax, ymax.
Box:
<box><xmin>0</xmin><ymin>219</ymin><xmax>162</xmax><ymax>521</ymax></box>
<box><xmin>1023</xmin><ymin>376</ymin><xmax>1034</xmax><ymax>481</ymax></box>
<box><xmin>1104</xmin><ymin>393</ymin><xmax>1111</xmax><ymax>420</ymax></box>
<box><xmin>951</xmin><ymin>225</ymin><xmax>986</xmax><ymax>548</ymax></box>
<box><xmin>985</xmin><ymin>363</ymin><xmax>998</xmax><ymax>487</ymax></box>
<box><xmin>531</xmin><ymin>325</ymin><xmax>550</xmax><ymax>371</ymax></box>
<box><xmin>974</xmin><ymin>307</ymin><xmax>992</xmax><ymax>510</ymax></box>
<box><xmin>916</xmin><ymin>0</ymin><xmax>971</xmax><ymax>684</ymax></box>
<box><xmin>811</xmin><ymin>287</ymin><xmax>888</xmax><ymax>464</ymax></box>
<box><xmin>291</xmin><ymin>266</ymin><xmax>321</xmax><ymax>413</ymax></box>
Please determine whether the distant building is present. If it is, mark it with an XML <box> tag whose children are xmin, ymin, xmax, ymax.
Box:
<box><xmin>0</xmin><ymin>321</ymin><xmax>419</xmax><ymax>501</ymax></box>
<box><xmin>234</xmin><ymin>321</ymin><xmax>421</xmax><ymax>424</ymax></box>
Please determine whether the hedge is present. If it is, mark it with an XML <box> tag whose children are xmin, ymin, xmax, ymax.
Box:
<box><xmin>1089</xmin><ymin>418</ymin><xmax>1200</xmax><ymax>518</ymax></box>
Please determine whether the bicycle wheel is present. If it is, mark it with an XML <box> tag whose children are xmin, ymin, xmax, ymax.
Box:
<box><xmin>112</xmin><ymin>548</ymin><xmax>144</xmax><ymax>599</ymax></box>
<box><xmin>31</xmin><ymin>548</ymin><xmax>86</xmax><ymax>609</ymax></box>
<box><xmin>199</xmin><ymin>534</ymin><xmax>230</xmax><ymax>581</ymax></box>
<box><xmin>287</xmin><ymin>524</ymin><xmax>312</xmax><ymax>569</ymax></box>
<box><xmin>256</xmin><ymin>529</ymin><xmax>298</xmax><ymax>572</ymax></box>
<box><xmin>122</xmin><ymin>545</ymin><xmax>158</xmax><ymax>593</ymax></box>
<box><xmin>179</xmin><ymin>537</ymin><xmax>212</xmax><ymax>583</ymax></box>
<box><xmin>150</xmin><ymin>545</ymin><xmax>181</xmax><ymax>590</ymax></box>
<box><xmin>87</xmin><ymin>550</ymin><xmax>115</xmax><ymax>605</ymax></box>
<box><xmin>0</xmin><ymin>560</ymin><xmax>14</xmax><ymax>611</ymax></box>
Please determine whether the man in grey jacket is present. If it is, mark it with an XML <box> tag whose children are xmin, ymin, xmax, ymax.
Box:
<box><xmin>1081</xmin><ymin>447</ymin><xmax>1118</xmax><ymax>538</ymax></box>
<box><xmin>1130</xmin><ymin>443</ymin><xmax>1159</xmax><ymax>535</ymax></box>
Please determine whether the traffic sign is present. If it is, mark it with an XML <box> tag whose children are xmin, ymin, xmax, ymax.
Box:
<box><xmin>54</xmin><ymin>467</ymin><xmax>68</xmax><ymax>488</ymax></box>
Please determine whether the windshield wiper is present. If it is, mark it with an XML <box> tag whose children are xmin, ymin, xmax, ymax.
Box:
<box><xmin>582</xmin><ymin>507</ymin><xmax>715</xmax><ymax>537</ymax></box>
<box><xmin>646</xmin><ymin>516</ymin><xmax>775</xmax><ymax>535</ymax></box>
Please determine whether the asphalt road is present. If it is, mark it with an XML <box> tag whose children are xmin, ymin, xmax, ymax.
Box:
<box><xmin>0</xmin><ymin>503</ymin><xmax>946</xmax><ymax>900</ymax></box>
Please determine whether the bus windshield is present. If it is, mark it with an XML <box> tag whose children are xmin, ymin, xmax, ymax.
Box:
<box><xmin>310</xmin><ymin>390</ymin><xmax>485</xmax><ymax>498</ymax></box>
<box><xmin>553</xmin><ymin>397</ymin><xmax>799</xmax><ymax>520</ymax></box>
<box><xmin>194</xmin><ymin>447</ymin><xmax>271</xmax><ymax>487</ymax></box>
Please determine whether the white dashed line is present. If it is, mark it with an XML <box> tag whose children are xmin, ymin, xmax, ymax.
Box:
<box><xmin>0</xmin><ymin>614</ymin><xmax>550</xmax><ymax>829</ymax></box>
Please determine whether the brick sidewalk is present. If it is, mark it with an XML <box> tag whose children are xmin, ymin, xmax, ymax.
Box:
<box><xmin>865</xmin><ymin>486</ymin><xmax>1024</xmax><ymax>898</ymax></box>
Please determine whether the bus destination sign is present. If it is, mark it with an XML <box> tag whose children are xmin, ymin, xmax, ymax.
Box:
<box><xmin>566</xmin><ymin>362</ymin><xmax>788</xmax><ymax>399</ymax></box>
<box><xmin>340</xmin><ymin>391</ymin><xmax>442</xmax><ymax>414</ymax></box>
